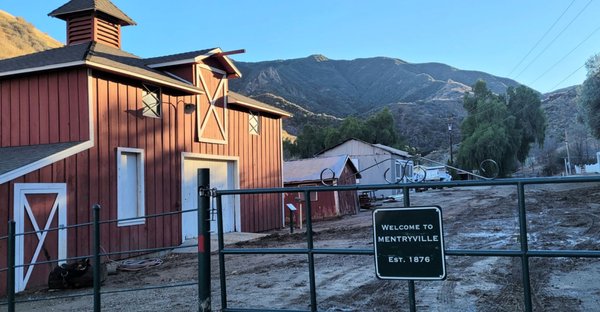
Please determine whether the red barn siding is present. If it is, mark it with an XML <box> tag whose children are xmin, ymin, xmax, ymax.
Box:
<box><xmin>0</xmin><ymin>69</ymin><xmax>90</xmax><ymax>148</ymax></box>
<box><xmin>0</xmin><ymin>61</ymin><xmax>285</xmax><ymax>293</ymax></box>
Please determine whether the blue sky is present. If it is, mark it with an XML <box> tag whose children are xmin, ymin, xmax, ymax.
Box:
<box><xmin>3</xmin><ymin>0</ymin><xmax>600</xmax><ymax>93</ymax></box>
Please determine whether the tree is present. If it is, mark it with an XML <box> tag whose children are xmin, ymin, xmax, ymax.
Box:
<box><xmin>457</xmin><ymin>81</ymin><xmax>545</xmax><ymax>177</ymax></box>
<box><xmin>283</xmin><ymin>107</ymin><xmax>405</xmax><ymax>160</ymax></box>
<box><xmin>363</xmin><ymin>108</ymin><xmax>399</xmax><ymax>146</ymax></box>
<box><xmin>579</xmin><ymin>54</ymin><xmax>600</xmax><ymax>138</ymax></box>
<box><xmin>506</xmin><ymin>85</ymin><xmax>547</xmax><ymax>164</ymax></box>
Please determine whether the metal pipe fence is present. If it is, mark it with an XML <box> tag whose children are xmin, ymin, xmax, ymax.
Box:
<box><xmin>215</xmin><ymin>175</ymin><xmax>600</xmax><ymax>312</ymax></box>
<box><xmin>0</xmin><ymin>174</ymin><xmax>599</xmax><ymax>311</ymax></box>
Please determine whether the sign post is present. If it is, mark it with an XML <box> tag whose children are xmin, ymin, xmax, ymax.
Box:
<box><xmin>373</xmin><ymin>206</ymin><xmax>446</xmax><ymax>280</ymax></box>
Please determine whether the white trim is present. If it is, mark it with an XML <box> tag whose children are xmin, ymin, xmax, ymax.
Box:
<box><xmin>280</xmin><ymin>121</ymin><xmax>285</xmax><ymax>227</ymax></box>
<box><xmin>85</xmin><ymin>61</ymin><xmax>204</xmax><ymax>95</ymax></box>
<box><xmin>197</xmin><ymin>64</ymin><xmax>227</xmax><ymax>75</ymax></box>
<box><xmin>116</xmin><ymin>147</ymin><xmax>146</xmax><ymax>226</ymax></box>
<box><xmin>0</xmin><ymin>141</ymin><xmax>93</xmax><ymax>185</ymax></box>
<box><xmin>14</xmin><ymin>183</ymin><xmax>67</xmax><ymax>292</ymax></box>
<box><xmin>196</xmin><ymin>68</ymin><xmax>228</xmax><ymax>144</ymax></box>
<box><xmin>230</xmin><ymin>99</ymin><xmax>293</xmax><ymax>117</ymax></box>
<box><xmin>163</xmin><ymin>71</ymin><xmax>194</xmax><ymax>85</ymax></box>
<box><xmin>0</xmin><ymin>61</ymin><xmax>86</xmax><ymax>78</ymax></box>
<box><xmin>147</xmin><ymin>48</ymin><xmax>242</xmax><ymax>78</ymax></box>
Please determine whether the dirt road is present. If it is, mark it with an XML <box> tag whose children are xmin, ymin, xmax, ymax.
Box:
<box><xmin>12</xmin><ymin>183</ymin><xmax>600</xmax><ymax>311</ymax></box>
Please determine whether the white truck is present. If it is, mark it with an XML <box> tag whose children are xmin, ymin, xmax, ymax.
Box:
<box><xmin>423</xmin><ymin>166</ymin><xmax>452</xmax><ymax>182</ymax></box>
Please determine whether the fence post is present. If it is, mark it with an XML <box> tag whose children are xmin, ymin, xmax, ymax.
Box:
<box><xmin>7</xmin><ymin>220</ymin><xmax>15</xmax><ymax>312</ymax></box>
<box><xmin>93</xmin><ymin>204</ymin><xmax>101</xmax><ymax>312</ymax></box>
<box><xmin>198</xmin><ymin>168</ymin><xmax>211</xmax><ymax>312</ymax></box>
<box><xmin>402</xmin><ymin>187</ymin><xmax>417</xmax><ymax>312</ymax></box>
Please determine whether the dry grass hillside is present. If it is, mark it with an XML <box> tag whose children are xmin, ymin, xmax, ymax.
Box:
<box><xmin>0</xmin><ymin>10</ymin><xmax>62</xmax><ymax>59</ymax></box>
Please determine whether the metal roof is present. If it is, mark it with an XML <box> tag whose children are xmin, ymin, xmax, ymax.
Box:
<box><xmin>228</xmin><ymin>91</ymin><xmax>292</xmax><ymax>117</ymax></box>
<box><xmin>283</xmin><ymin>155</ymin><xmax>357</xmax><ymax>184</ymax></box>
<box><xmin>372</xmin><ymin>143</ymin><xmax>410</xmax><ymax>157</ymax></box>
<box><xmin>316</xmin><ymin>138</ymin><xmax>410</xmax><ymax>158</ymax></box>
<box><xmin>49</xmin><ymin>0</ymin><xmax>136</xmax><ymax>26</ymax></box>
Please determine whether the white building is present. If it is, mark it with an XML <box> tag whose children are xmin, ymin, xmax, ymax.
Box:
<box><xmin>317</xmin><ymin>138</ymin><xmax>412</xmax><ymax>198</ymax></box>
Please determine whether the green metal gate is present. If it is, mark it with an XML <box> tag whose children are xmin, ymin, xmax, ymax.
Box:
<box><xmin>211</xmin><ymin>174</ymin><xmax>600</xmax><ymax>312</ymax></box>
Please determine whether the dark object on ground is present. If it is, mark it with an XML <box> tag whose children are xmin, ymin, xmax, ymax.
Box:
<box><xmin>48</xmin><ymin>258</ymin><xmax>106</xmax><ymax>289</ymax></box>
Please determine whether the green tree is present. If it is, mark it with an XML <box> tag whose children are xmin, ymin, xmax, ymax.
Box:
<box><xmin>364</xmin><ymin>108</ymin><xmax>398</xmax><ymax>146</ymax></box>
<box><xmin>580</xmin><ymin>54</ymin><xmax>600</xmax><ymax>138</ymax></box>
<box><xmin>506</xmin><ymin>85</ymin><xmax>547</xmax><ymax>163</ymax></box>
<box><xmin>284</xmin><ymin>107</ymin><xmax>405</xmax><ymax>160</ymax></box>
<box><xmin>457</xmin><ymin>81</ymin><xmax>545</xmax><ymax>177</ymax></box>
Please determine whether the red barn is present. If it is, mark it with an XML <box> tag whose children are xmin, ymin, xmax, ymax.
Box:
<box><xmin>0</xmin><ymin>0</ymin><xmax>290</xmax><ymax>293</ymax></box>
<box><xmin>283</xmin><ymin>156</ymin><xmax>359</xmax><ymax>225</ymax></box>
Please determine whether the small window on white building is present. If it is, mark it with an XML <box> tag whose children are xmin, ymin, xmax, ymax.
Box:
<box><xmin>249</xmin><ymin>111</ymin><xmax>260</xmax><ymax>135</ymax></box>
<box><xmin>117</xmin><ymin>147</ymin><xmax>145</xmax><ymax>226</ymax></box>
<box><xmin>142</xmin><ymin>84</ymin><xmax>161</xmax><ymax>118</ymax></box>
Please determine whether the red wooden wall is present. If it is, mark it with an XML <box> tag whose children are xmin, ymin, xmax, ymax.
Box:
<box><xmin>0</xmin><ymin>68</ymin><xmax>90</xmax><ymax>148</ymax></box>
<box><xmin>0</xmin><ymin>60</ymin><xmax>284</xmax><ymax>294</ymax></box>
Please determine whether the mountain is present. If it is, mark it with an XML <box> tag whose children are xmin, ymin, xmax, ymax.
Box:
<box><xmin>230</xmin><ymin>54</ymin><xmax>521</xmax><ymax>151</ymax></box>
<box><xmin>0</xmin><ymin>10</ymin><xmax>62</xmax><ymax>59</ymax></box>
<box><xmin>231</xmin><ymin>54</ymin><xmax>519</xmax><ymax>117</ymax></box>
<box><xmin>0</xmin><ymin>11</ymin><xmax>589</xmax><ymax>157</ymax></box>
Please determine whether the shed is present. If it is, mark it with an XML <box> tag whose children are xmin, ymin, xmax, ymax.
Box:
<box><xmin>283</xmin><ymin>156</ymin><xmax>359</xmax><ymax>224</ymax></box>
<box><xmin>317</xmin><ymin>138</ymin><xmax>413</xmax><ymax>198</ymax></box>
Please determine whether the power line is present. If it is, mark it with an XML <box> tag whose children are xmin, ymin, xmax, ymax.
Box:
<box><xmin>514</xmin><ymin>0</ymin><xmax>593</xmax><ymax>80</ymax></box>
<box><xmin>550</xmin><ymin>63</ymin><xmax>586</xmax><ymax>90</ymax></box>
<box><xmin>507</xmin><ymin>0</ymin><xmax>575</xmax><ymax>77</ymax></box>
<box><xmin>529</xmin><ymin>24</ymin><xmax>600</xmax><ymax>85</ymax></box>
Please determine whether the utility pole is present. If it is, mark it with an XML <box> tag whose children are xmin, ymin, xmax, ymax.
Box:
<box><xmin>448</xmin><ymin>116</ymin><xmax>454</xmax><ymax>165</ymax></box>
<box><xmin>565</xmin><ymin>129</ymin><xmax>572</xmax><ymax>175</ymax></box>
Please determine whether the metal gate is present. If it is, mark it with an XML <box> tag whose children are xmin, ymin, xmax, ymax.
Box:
<box><xmin>209</xmin><ymin>174</ymin><xmax>600</xmax><ymax>312</ymax></box>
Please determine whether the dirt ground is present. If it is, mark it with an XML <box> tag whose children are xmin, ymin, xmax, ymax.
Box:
<box><xmin>10</xmin><ymin>182</ymin><xmax>600</xmax><ymax>311</ymax></box>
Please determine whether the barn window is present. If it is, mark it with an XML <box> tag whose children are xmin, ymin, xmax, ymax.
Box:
<box><xmin>297</xmin><ymin>184</ymin><xmax>318</xmax><ymax>202</ymax></box>
<box><xmin>142</xmin><ymin>84</ymin><xmax>161</xmax><ymax>118</ymax></box>
<box><xmin>249</xmin><ymin>111</ymin><xmax>260</xmax><ymax>135</ymax></box>
<box><xmin>117</xmin><ymin>147</ymin><xmax>145</xmax><ymax>226</ymax></box>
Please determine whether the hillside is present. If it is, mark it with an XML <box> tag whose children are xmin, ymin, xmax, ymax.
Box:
<box><xmin>0</xmin><ymin>10</ymin><xmax>62</xmax><ymax>59</ymax></box>
<box><xmin>231</xmin><ymin>54</ymin><xmax>519</xmax><ymax>117</ymax></box>
<box><xmin>0</xmin><ymin>10</ymin><xmax>590</xmax><ymax>157</ymax></box>
<box><xmin>230</xmin><ymin>54</ymin><xmax>522</xmax><ymax>151</ymax></box>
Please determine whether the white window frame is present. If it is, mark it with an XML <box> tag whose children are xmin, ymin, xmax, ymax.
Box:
<box><xmin>116</xmin><ymin>147</ymin><xmax>145</xmax><ymax>226</ymax></box>
<box><xmin>142</xmin><ymin>84</ymin><xmax>162</xmax><ymax>118</ymax></box>
<box><xmin>249</xmin><ymin>111</ymin><xmax>260</xmax><ymax>135</ymax></box>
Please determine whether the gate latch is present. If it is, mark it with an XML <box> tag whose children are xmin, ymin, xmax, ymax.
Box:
<box><xmin>198</xmin><ymin>186</ymin><xmax>217</xmax><ymax>198</ymax></box>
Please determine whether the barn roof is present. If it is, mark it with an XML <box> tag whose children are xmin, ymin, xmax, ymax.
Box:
<box><xmin>49</xmin><ymin>0</ymin><xmax>136</xmax><ymax>26</ymax></box>
<box><xmin>0</xmin><ymin>141</ymin><xmax>92</xmax><ymax>185</ymax></box>
<box><xmin>0</xmin><ymin>42</ymin><xmax>204</xmax><ymax>94</ymax></box>
<box><xmin>283</xmin><ymin>155</ymin><xmax>359</xmax><ymax>184</ymax></box>
<box><xmin>145</xmin><ymin>48</ymin><xmax>243</xmax><ymax>79</ymax></box>
<box><xmin>316</xmin><ymin>138</ymin><xmax>410</xmax><ymax>158</ymax></box>
<box><xmin>228</xmin><ymin>92</ymin><xmax>292</xmax><ymax>117</ymax></box>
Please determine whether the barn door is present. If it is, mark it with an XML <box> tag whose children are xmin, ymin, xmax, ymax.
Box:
<box><xmin>13</xmin><ymin>183</ymin><xmax>67</xmax><ymax>292</ymax></box>
<box><xmin>182</xmin><ymin>157</ymin><xmax>238</xmax><ymax>241</ymax></box>
<box><xmin>196</xmin><ymin>66</ymin><xmax>228</xmax><ymax>144</ymax></box>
